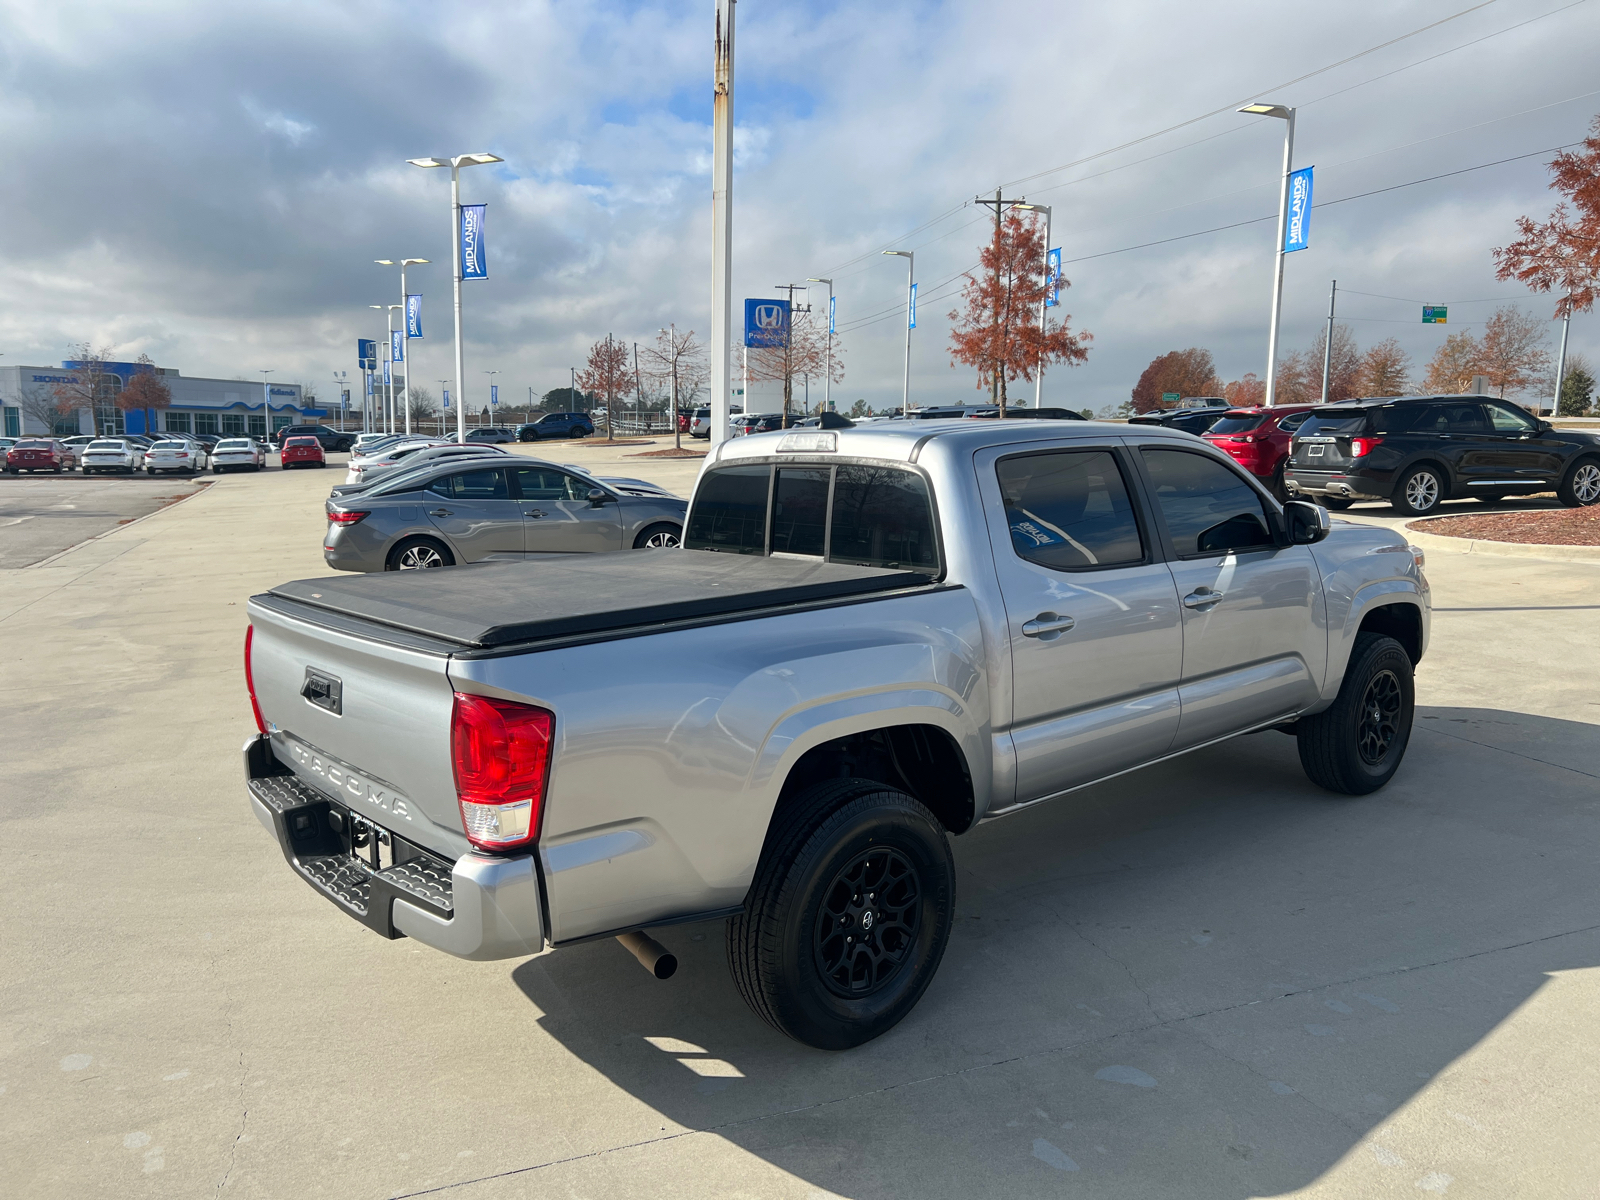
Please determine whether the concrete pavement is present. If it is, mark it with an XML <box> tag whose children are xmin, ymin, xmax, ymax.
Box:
<box><xmin>2</xmin><ymin>444</ymin><xmax>1597</xmax><ymax>1199</ymax></box>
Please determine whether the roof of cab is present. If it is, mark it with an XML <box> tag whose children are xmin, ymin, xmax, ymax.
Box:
<box><xmin>710</xmin><ymin>418</ymin><xmax>1197</xmax><ymax>465</ymax></box>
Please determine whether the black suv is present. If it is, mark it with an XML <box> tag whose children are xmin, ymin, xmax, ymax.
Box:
<box><xmin>1284</xmin><ymin>395</ymin><xmax>1600</xmax><ymax>516</ymax></box>
<box><xmin>517</xmin><ymin>412</ymin><xmax>594</xmax><ymax>441</ymax></box>
<box><xmin>464</xmin><ymin>426</ymin><xmax>520</xmax><ymax>445</ymax></box>
<box><xmin>274</xmin><ymin>424</ymin><xmax>355</xmax><ymax>452</ymax></box>
<box><xmin>1127</xmin><ymin>396</ymin><xmax>1230</xmax><ymax>436</ymax></box>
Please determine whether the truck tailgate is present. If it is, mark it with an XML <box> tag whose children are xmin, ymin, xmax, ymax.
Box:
<box><xmin>247</xmin><ymin>597</ymin><xmax>469</xmax><ymax>861</ymax></box>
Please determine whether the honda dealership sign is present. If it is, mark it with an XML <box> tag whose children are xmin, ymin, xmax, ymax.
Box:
<box><xmin>744</xmin><ymin>298</ymin><xmax>790</xmax><ymax>347</ymax></box>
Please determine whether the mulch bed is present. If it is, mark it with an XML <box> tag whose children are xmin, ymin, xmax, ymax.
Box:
<box><xmin>629</xmin><ymin>447</ymin><xmax>707</xmax><ymax>458</ymax></box>
<box><xmin>1415</xmin><ymin>505</ymin><xmax>1600</xmax><ymax>546</ymax></box>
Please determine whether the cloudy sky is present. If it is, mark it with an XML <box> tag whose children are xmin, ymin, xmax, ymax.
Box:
<box><xmin>0</xmin><ymin>0</ymin><xmax>1595</xmax><ymax>415</ymax></box>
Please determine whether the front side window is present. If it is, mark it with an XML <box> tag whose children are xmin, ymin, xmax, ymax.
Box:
<box><xmin>828</xmin><ymin>466</ymin><xmax>938</xmax><ymax>571</ymax></box>
<box><xmin>997</xmin><ymin>450</ymin><xmax>1144</xmax><ymax>570</ymax></box>
<box><xmin>1485</xmin><ymin>402</ymin><xmax>1538</xmax><ymax>433</ymax></box>
<box><xmin>685</xmin><ymin>464</ymin><xmax>769</xmax><ymax>554</ymax></box>
<box><xmin>515</xmin><ymin>467</ymin><xmax>588</xmax><ymax>502</ymax></box>
<box><xmin>1142</xmin><ymin>449</ymin><xmax>1275</xmax><ymax>557</ymax></box>
<box><xmin>429</xmin><ymin>468</ymin><xmax>510</xmax><ymax>500</ymax></box>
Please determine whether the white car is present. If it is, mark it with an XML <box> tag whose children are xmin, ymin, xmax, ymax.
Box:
<box><xmin>212</xmin><ymin>438</ymin><xmax>268</xmax><ymax>473</ymax></box>
<box><xmin>145</xmin><ymin>438</ymin><xmax>208</xmax><ymax>474</ymax></box>
<box><xmin>340</xmin><ymin>438</ymin><xmax>459</xmax><ymax>485</ymax></box>
<box><xmin>80</xmin><ymin>439</ymin><xmax>146</xmax><ymax>474</ymax></box>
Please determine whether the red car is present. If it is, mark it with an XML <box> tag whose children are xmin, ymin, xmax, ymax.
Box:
<box><xmin>1202</xmin><ymin>405</ymin><xmax>1317</xmax><ymax>498</ymax></box>
<box><xmin>280</xmin><ymin>436</ymin><xmax>326</xmax><ymax>469</ymax></box>
<box><xmin>6</xmin><ymin>438</ymin><xmax>79</xmax><ymax>474</ymax></box>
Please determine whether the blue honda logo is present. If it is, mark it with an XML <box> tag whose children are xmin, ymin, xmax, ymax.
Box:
<box><xmin>744</xmin><ymin>298</ymin><xmax>791</xmax><ymax>348</ymax></box>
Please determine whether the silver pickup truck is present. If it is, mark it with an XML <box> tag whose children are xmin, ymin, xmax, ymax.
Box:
<box><xmin>244</xmin><ymin>421</ymin><xmax>1429</xmax><ymax>1049</ymax></box>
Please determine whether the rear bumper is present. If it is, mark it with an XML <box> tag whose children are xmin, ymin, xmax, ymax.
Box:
<box><xmin>1283</xmin><ymin>467</ymin><xmax>1392</xmax><ymax>501</ymax></box>
<box><xmin>243</xmin><ymin>735</ymin><xmax>549</xmax><ymax>961</ymax></box>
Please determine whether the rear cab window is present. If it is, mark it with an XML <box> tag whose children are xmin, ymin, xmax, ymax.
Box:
<box><xmin>686</xmin><ymin>461</ymin><xmax>940</xmax><ymax>573</ymax></box>
<box><xmin>1296</xmin><ymin>409</ymin><xmax>1372</xmax><ymax>437</ymax></box>
<box><xmin>1206</xmin><ymin>414</ymin><xmax>1268</xmax><ymax>436</ymax></box>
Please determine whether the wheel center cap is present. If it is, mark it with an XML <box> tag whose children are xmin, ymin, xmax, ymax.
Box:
<box><xmin>860</xmin><ymin>910</ymin><xmax>875</xmax><ymax>931</ymax></box>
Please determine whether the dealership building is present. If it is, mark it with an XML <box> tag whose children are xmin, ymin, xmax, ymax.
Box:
<box><xmin>1</xmin><ymin>360</ymin><xmax>321</xmax><ymax>439</ymax></box>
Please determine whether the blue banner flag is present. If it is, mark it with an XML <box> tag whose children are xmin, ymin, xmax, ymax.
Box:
<box><xmin>490</xmin><ymin>384</ymin><xmax>498</xmax><ymax>406</ymax></box>
<box><xmin>909</xmin><ymin>282</ymin><xmax>917</xmax><ymax>330</ymax></box>
<box><xmin>744</xmin><ymin>298</ymin><xmax>791</xmax><ymax>347</ymax></box>
<box><xmin>1284</xmin><ymin>166</ymin><xmax>1314</xmax><ymax>253</ymax></box>
<box><xmin>391</xmin><ymin>330</ymin><xmax>404</xmax><ymax>364</ymax></box>
<box><xmin>460</xmin><ymin>204</ymin><xmax>487</xmax><ymax>279</ymax></box>
<box><xmin>383</xmin><ymin>358</ymin><xmax>391</xmax><ymax>386</ymax></box>
<box><xmin>366</xmin><ymin>373</ymin><xmax>373</xmax><ymax>396</ymax></box>
<box><xmin>1046</xmin><ymin>247</ymin><xmax>1062</xmax><ymax>308</ymax></box>
<box><xmin>341</xmin><ymin>389</ymin><xmax>350</xmax><ymax>410</ymax></box>
<box><xmin>358</xmin><ymin>339</ymin><xmax>377</xmax><ymax>370</ymax></box>
<box><xmin>442</xmin><ymin>388</ymin><xmax>450</xmax><ymax>409</ymax></box>
<box><xmin>406</xmin><ymin>294</ymin><xmax>423</xmax><ymax>339</ymax></box>
<box><xmin>829</xmin><ymin>295</ymin><xmax>836</xmax><ymax>335</ymax></box>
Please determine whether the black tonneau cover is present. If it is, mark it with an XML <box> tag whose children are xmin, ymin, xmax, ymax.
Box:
<box><xmin>263</xmin><ymin>552</ymin><xmax>931</xmax><ymax>650</ymax></box>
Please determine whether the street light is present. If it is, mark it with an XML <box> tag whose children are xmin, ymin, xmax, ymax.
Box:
<box><xmin>376</xmin><ymin>258</ymin><xmax>430</xmax><ymax>436</ymax></box>
<box><xmin>1239</xmin><ymin>102</ymin><xmax>1296</xmax><ymax>407</ymax></box>
<box><xmin>406</xmin><ymin>152</ymin><xmax>504</xmax><ymax>442</ymax></box>
<box><xmin>881</xmin><ymin>251</ymin><xmax>914</xmax><ymax>412</ymax></box>
<box><xmin>1013</xmin><ymin>204</ymin><xmax>1053</xmax><ymax>410</ymax></box>
<box><xmin>258</xmin><ymin>369</ymin><xmax>273</xmax><ymax>444</ymax></box>
<box><xmin>483</xmin><ymin>369</ymin><xmax>499</xmax><ymax>428</ymax></box>
<box><xmin>806</xmin><ymin>277</ymin><xmax>835</xmax><ymax>413</ymax></box>
<box><xmin>370</xmin><ymin>304</ymin><xmax>402</xmax><ymax>434</ymax></box>
<box><xmin>332</xmin><ymin>370</ymin><xmax>348</xmax><ymax>433</ymax></box>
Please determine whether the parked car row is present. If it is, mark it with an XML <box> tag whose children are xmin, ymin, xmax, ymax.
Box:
<box><xmin>4</xmin><ymin>433</ymin><xmax>330</xmax><ymax>475</ymax></box>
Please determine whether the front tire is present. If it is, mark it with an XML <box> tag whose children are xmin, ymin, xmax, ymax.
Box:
<box><xmin>386</xmin><ymin>536</ymin><xmax>455</xmax><ymax>571</ymax></box>
<box><xmin>1557</xmin><ymin>457</ymin><xmax>1600</xmax><ymax>508</ymax></box>
<box><xmin>633</xmin><ymin>522</ymin><xmax>682</xmax><ymax>549</ymax></box>
<box><xmin>1392</xmin><ymin>465</ymin><xmax>1445</xmax><ymax>516</ymax></box>
<box><xmin>727</xmin><ymin>780</ymin><xmax>955</xmax><ymax>1050</ymax></box>
<box><xmin>1297</xmin><ymin>633</ymin><xmax>1414</xmax><ymax>795</ymax></box>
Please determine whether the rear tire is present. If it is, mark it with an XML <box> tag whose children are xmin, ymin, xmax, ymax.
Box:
<box><xmin>1297</xmin><ymin>633</ymin><xmax>1414</xmax><ymax>795</ymax></box>
<box><xmin>386</xmin><ymin>536</ymin><xmax>454</xmax><ymax>571</ymax></box>
<box><xmin>1392</xmin><ymin>465</ymin><xmax>1445</xmax><ymax>516</ymax></box>
<box><xmin>1557</xmin><ymin>456</ymin><xmax>1600</xmax><ymax>508</ymax></box>
<box><xmin>727</xmin><ymin>779</ymin><xmax>955</xmax><ymax>1050</ymax></box>
<box><xmin>633</xmin><ymin>522</ymin><xmax>682</xmax><ymax>549</ymax></box>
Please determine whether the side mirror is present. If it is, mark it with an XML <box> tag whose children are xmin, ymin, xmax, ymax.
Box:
<box><xmin>1284</xmin><ymin>499</ymin><xmax>1331</xmax><ymax>545</ymax></box>
<box><xmin>587</xmin><ymin>488</ymin><xmax>610</xmax><ymax>506</ymax></box>
<box><xmin>1538</xmin><ymin>420</ymin><xmax>1554</xmax><ymax>432</ymax></box>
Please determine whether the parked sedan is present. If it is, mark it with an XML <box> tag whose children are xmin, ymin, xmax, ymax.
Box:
<box><xmin>280</xmin><ymin>435</ymin><xmax>327</xmax><ymax>469</ymax></box>
<box><xmin>322</xmin><ymin>459</ymin><xmax>687</xmax><ymax>571</ymax></box>
<box><xmin>464</xmin><ymin>426</ymin><xmax>520</xmax><ymax>445</ymax></box>
<box><xmin>339</xmin><ymin>438</ymin><xmax>460</xmax><ymax>485</ymax></box>
<box><xmin>211</xmin><ymin>438</ymin><xmax>268</xmax><ymax>472</ymax></box>
<box><xmin>145</xmin><ymin>439</ymin><xmax>207</xmax><ymax>474</ymax></box>
<box><xmin>6</xmin><ymin>438</ymin><xmax>79</xmax><ymax>473</ymax></box>
<box><xmin>81</xmin><ymin>438</ymin><xmax>146</xmax><ymax>474</ymax></box>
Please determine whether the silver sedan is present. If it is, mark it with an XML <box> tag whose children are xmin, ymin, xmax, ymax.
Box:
<box><xmin>340</xmin><ymin>440</ymin><xmax>501</xmax><ymax>487</ymax></box>
<box><xmin>322</xmin><ymin>459</ymin><xmax>688</xmax><ymax>571</ymax></box>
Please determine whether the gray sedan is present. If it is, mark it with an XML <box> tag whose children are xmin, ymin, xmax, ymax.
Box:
<box><xmin>323</xmin><ymin>459</ymin><xmax>687</xmax><ymax>571</ymax></box>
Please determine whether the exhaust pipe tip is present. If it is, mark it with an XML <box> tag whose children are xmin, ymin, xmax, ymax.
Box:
<box><xmin>617</xmin><ymin>930</ymin><xmax>678</xmax><ymax>980</ymax></box>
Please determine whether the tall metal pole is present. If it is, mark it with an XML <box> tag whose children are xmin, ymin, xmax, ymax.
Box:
<box><xmin>709</xmin><ymin>0</ymin><xmax>735</xmax><ymax>449</ymax></box>
<box><xmin>1320</xmin><ymin>279</ymin><xmax>1337</xmax><ymax>404</ymax></box>
<box><xmin>387</xmin><ymin>305</ymin><xmax>399</xmax><ymax>435</ymax></box>
<box><xmin>632</xmin><ymin>342</ymin><xmax>643</xmax><ymax>434</ymax></box>
<box><xmin>399</xmin><ymin>262</ymin><xmax>411</xmax><ymax>436</ymax></box>
<box><xmin>1551</xmin><ymin>292</ymin><xmax>1572</xmax><ymax>418</ymax></box>
<box><xmin>259</xmin><ymin>370</ymin><xmax>273</xmax><ymax>444</ymax></box>
<box><xmin>902</xmin><ymin>254</ymin><xmax>914</xmax><ymax>412</ymax></box>
<box><xmin>1263</xmin><ymin>109</ymin><xmax>1296</xmax><ymax>408</ymax></box>
<box><xmin>808</xmin><ymin>277</ymin><xmax>834</xmax><ymax>412</ymax></box>
<box><xmin>670</xmin><ymin>324</ymin><xmax>681</xmax><ymax>450</ymax></box>
<box><xmin>1034</xmin><ymin>206</ymin><xmax>1052</xmax><ymax>410</ymax></box>
<box><xmin>451</xmin><ymin>163</ymin><xmax>466</xmax><ymax>443</ymax></box>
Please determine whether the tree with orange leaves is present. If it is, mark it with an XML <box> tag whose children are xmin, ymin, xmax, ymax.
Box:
<box><xmin>1494</xmin><ymin>114</ymin><xmax>1600</xmax><ymax>318</ymax></box>
<box><xmin>577</xmin><ymin>335</ymin><xmax>633</xmax><ymax>442</ymax></box>
<box><xmin>948</xmin><ymin>207</ymin><xmax>1090</xmax><ymax>414</ymax></box>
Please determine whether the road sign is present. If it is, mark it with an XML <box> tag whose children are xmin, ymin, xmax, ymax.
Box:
<box><xmin>1162</xmin><ymin>392</ymin><xmax>1181</xmax><ymax>405</ymax></box>
<box><xmin>744</xmin><ymin>298</ymin><xmax>790</xmax><ymax>347</ymax></box>
<box><xmin>1423</xmin><ymin>306</ymin><xmax>1447</xmax><ymax>324</ymax></box>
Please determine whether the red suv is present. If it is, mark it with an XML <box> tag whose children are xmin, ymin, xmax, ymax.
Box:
<box><xmin>280</xmin><ymin>436</ymin><xmax>326</xmax><ymax>469</ymax></box>
<box><xmin>1202</xmin><ymin>405</ymin><xmax>1317</xmax><ymax>499</ymax></box>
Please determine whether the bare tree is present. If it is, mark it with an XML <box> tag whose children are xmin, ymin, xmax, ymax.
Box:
<box><xmin>16</xmin><ymin>383</ymin><xmax>75</xmax><ymax>435</ymax></box>
<box><xmin>1356</xmin><ymin>338</ymin><xmax>1413</xmax><ymax>397</ymax></box>
<box><xmin>577</xmin><ymin>335</ymin><xmax>633</xmax><ymax>442</ymax></box>
<box><xmin>1305</xmin><ymin>323</ymin><xmax>1361</xmax><ymax>402</ymax></box>
<box><xmin>1272</xmin><ymin>350</ymin><xmax>1318</xmax><ymax>405</ymax></box>
<box><xmin>50</xmin><ymin>343</ymin><xmax>121</xmax><ymax>433</ymax></box>
<box><xmin>405</xmin><ymin>385</ymin><xmax>438</xmax><ymax>425</ymax></box>
<box><xmin>643</xmin><ymin>327</ymin><xmax>709</xmax><ymax>450</ymax></box>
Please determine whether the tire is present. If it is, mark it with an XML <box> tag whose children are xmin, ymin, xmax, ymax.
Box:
<box><xmin>1472</xmin><ymin>493</ymin><xmax>1507</xmax><ymax>504</ymax></box>
<box><xmin>1267</xmin><ymin>461</ymin><xmax>1289</xmax><ymax>503</ymax></box>
<box><xmin>633</xmin><ymin>522</ymin><xmax>682</xmax><ymax>549</ymax></box>
<box><xmin>1392</xmin><ymin>464</ymin><xmax>1445</xmax><ymax>516</ymax></box>
<box><xmin>1556</xmin><ymin>456</ymin><xmax>1600</xmax><ymax>508</ymax></box>
<box><xmin>1320</xmin><ymin>496</ymin><xmax>1353</xmax><ymax>510</ymax></box>
<box><xmin>1296</xmin><ymin>632</ymin><xmax>1414</xmax><ymax>795</ymax></box>
<box><xmin>386</xmin><ymin>536</ymin><xmax>455</xmax><ymax>571</ymax></box>
<box><xmin>727</xmin><ymin>779</ymin><xmax>956</xmax><ymax>1050</ymax></box>
<box><xmin>570</xmin><ymin>427</ymin><xmax>584</xmax><ymax>439</ymax></box>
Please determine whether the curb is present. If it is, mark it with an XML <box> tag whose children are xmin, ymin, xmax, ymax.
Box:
<box><xmin>1401</xmin><ymin>518</ymin><xmax>1600</xmax><ymax>564</ymax></box>
<box><xmin>23</xmin><ymin>480</ymin><xmax>214</xmax><ymax>570</ymax></box>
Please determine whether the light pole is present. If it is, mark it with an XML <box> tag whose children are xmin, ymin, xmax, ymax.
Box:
<box><xmin>438</xmin><ymin>380</ymin><xmax>451</xmax><ymax>436</ymax></box>
<box><xmin>376</xmin><ymin>258</ymin><xmax>429</xmax><ymax>436</ymax></box>
<box><xmin>882</xmin><ymin>251</ymin><xmax>914</xmax><ymax>412</ymax></box>
<box><xmin>332</xmin><ymin>370</ymin><xmax>348</xmax><ymax>432</ymax></box>
<box><xmin>370</xmin><ymin>304</ymin><xmax>402</xmax><ymax>434</ymax></box>
<box><xmin>483</xmin><ymin>369</ymin><xmax>499</xmax><ymax>428</ymax></box>
<box><xmin>1238</xmin><ymin>102</ymin><xmax>1296</xmax><ymax>407</ymax></box>
<box><xmin>710</xmin><ymin>0</ymin><xmax>736</xmax><ymax>449</ymax></box>
<box><xmin>1320</xmin><ymin>280</ymin><xmax>1338</xmax><ymax>404</ymax></box>
<box><xmin>659</xmin><ymin>325</ymin><xmax>683</xmax><ymax>450</ymax></box>
<box><xmin>406</xmin><ymin>152</ymin><xmax>504</xmax><ymax>442</ymax></box>
<box><xmin>806</xmin><ymin>277</ymin><xmax>834</xmax><ymax>412</ymax></box>
<box><xmin>258</xmin><ymin>370</ymin><xmax>273</xmax><ymax>444</ymax></box>
<box><xmin>1014</xmin><ymin>204</ymin><xmax>1052</xmax><ymax>410</ymax></box>
<box><xmin>1552</xmin><ymin>292</ymin><xmax>1573</xmax><ymax>418</ymax></box>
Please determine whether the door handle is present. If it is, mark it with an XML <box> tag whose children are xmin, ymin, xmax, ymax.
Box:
<box><xmin>524</xmin><ymin>509</ymin><xmax>546</xmax><ymax>518</ymax></box>
<box><xmin>1183</xmin><ymin>588</ymin><xmax>1225</xmax><ymax>609</ymax></box>
<box><xmin>1021</xmin><ymin>613</ymin><xmax>1075</xmax><ymax>639</ymax></box>
<box><xmin>429</xmin><ymin>508</ymin><xmax>451</xmax><ymax>517</ymax></box>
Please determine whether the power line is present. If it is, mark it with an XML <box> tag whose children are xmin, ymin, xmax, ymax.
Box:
<box><xmin>1338</xmin><ymin>289</ymin><xmax>1527</xmax><ymax>304</ymax></box>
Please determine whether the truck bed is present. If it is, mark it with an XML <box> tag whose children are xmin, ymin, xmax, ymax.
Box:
<box><xmin>259</xmin><ymin>551</ymin><xmax>934</xmax><ymax>652</ymax></box>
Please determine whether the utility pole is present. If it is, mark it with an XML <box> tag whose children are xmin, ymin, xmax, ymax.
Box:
<box><xmin>1320</xmin><ymin>279</ymin><xmax>1337</xmax><ymax>404</ymax></box>
<box><xmin>709</xmin><ymin>0</ymin><xmax>736</xmax><ymax>448</ymax></box>
<box><xmin>975</xmin><ymin>188</ymin><xmax>1025</xmax><ymax>415</ymax></box>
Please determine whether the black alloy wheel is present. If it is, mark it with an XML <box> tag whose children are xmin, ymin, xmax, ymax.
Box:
<box><xmin>727</xmin><ymin>779</ymin><xmax>955</xmax><ymax>1050</ymax></box>
<box><xmin>1393</xmin><ymin>465</ymin><xmax>1445</xmax><ymax>516</ymax></box>
<box><xmin>1297</xmin><ymin>632</ymin><xmax>1415</xmax><ymax>794</ymax></box>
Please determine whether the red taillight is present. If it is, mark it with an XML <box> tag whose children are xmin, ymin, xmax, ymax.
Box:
<box><xmin>451</xmin><ymin>692</ymin><xmax>553</xmax><ymax>851</ymax></box>
<box><xmin>244</xmin><ymin>625</ymin><xmax>267</xmax><ymax>735</ymax></box>
<box><xmin>1350</xmin><ymin>436</ymin><xmax>1384</xmax><ymax>458</ymax></box>
<box><xmin>326</xmin><ymin>510</ymin><xmax>369</xmax><ymax>525</ymax></box>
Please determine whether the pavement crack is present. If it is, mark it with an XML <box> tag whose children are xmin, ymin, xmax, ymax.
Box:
<box><xmin>1067</xmin><ymin>920</ymin><xmax>1158</xmax><ymax>1021</ymax></box>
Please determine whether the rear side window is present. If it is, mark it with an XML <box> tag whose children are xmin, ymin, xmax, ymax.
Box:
<box><xmin>1276</xmin><ymin>411</ymin><xmax>1312</xmax><ymax>433</ymax></box>
<box><xmin>428</xmin><ymin>468</ymin><xmax>509</xmax><ymax>500</ymax></box>
<box><xmin>1297</xmin><ymin>409</ymin><xmax>1370</xmax><ymax>436</ymax></box>
<box><xmin>997</xmin><ymin>450</ymin><xmax>1143</xmax><ymax>570</ymax></box>
<box><xmin>828</xmin><ymin>466</ymin><xmax>938</xmax><ymax>571</ymax></box>
<box><xmin>1141</xmin><ymin>450</ymin><xmax>1275</xmax><ymax>557</ymax></box>
<box><xmin>686</xmin><ymin>464</ymin><xmax>770</xmax><ymax>554</ymax></box>
<box><xmin>1410</xmin><ymin>402</ymin><xmax>1487</xmax><ymax>434</ymax></box>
